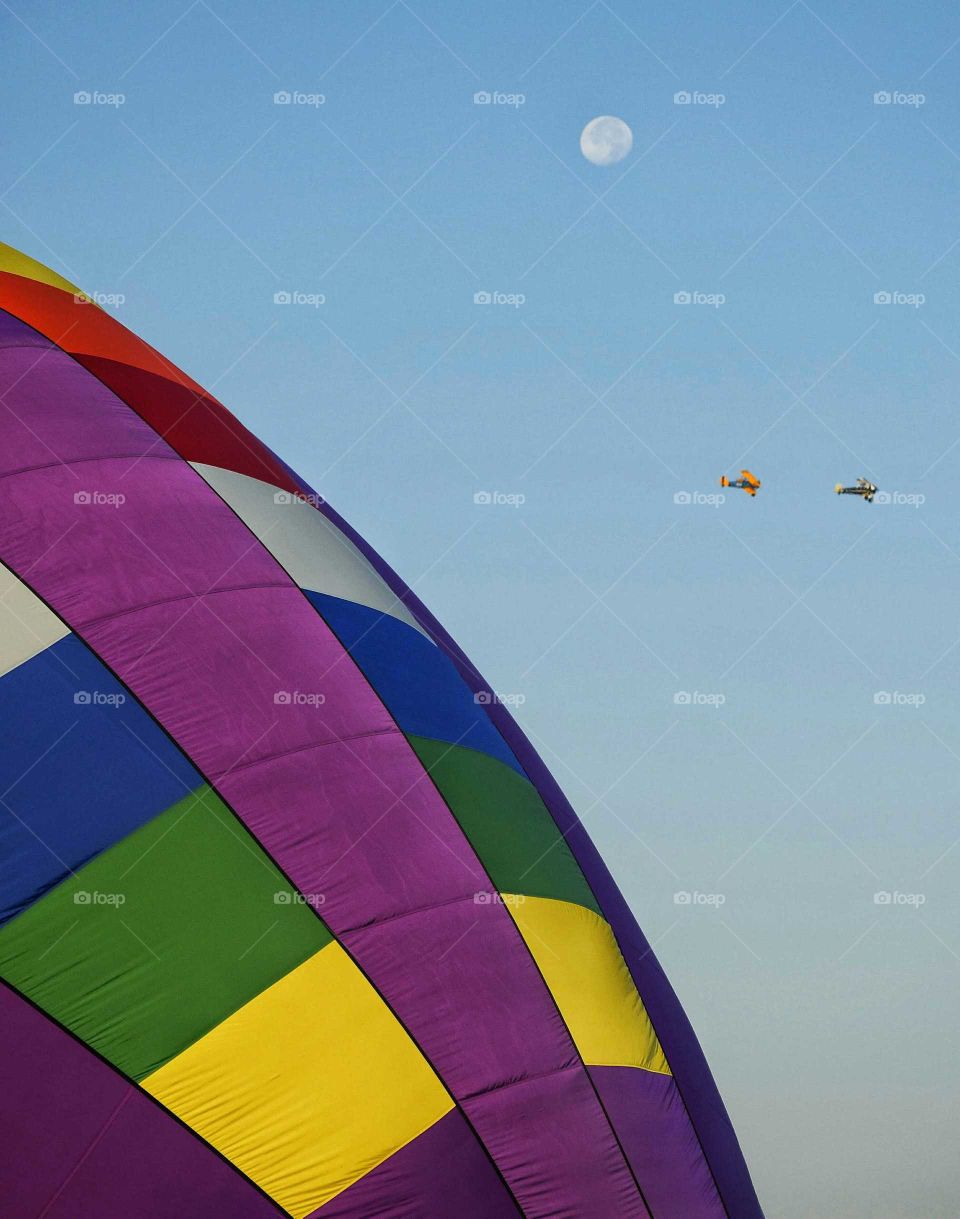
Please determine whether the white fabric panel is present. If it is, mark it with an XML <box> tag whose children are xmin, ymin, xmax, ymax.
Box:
<box><xmin>192</xmin><ymin>464</ymin><xmax>432</xmax><ymax>640</ymax></box>
<box><xmin>0</xmin><ymin>563</ymin><xmax>70</xmax><ymax>677</ymax></box>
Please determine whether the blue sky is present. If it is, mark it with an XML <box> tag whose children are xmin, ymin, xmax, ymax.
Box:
<box><xmin>4</xmin><ymin>2</ymin><xmax>960</xmax><ymax>1214</ymax></box>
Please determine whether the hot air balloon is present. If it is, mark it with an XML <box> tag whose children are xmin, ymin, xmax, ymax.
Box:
<box><xmin>0</xmin><ymin>241</ymin><xmax>762</xmax><ymax>1218</ymax></box>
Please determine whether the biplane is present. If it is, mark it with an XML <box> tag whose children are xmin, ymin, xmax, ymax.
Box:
<box><xmin>720</xmin><ymin>470</ymin><xmax>761</xmax><ymax>497</ymax></box>
<box><xmin>835</xmin><ymin>477</ymin><xmax>878</xmax><ymax>503</ymax></box>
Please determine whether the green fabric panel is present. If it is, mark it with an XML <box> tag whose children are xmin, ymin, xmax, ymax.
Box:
<box><xmin>408</xmin><ymin>735</ymin><xmax>601</xmax><ymax>916</ymax></box>
<box><xmin>0</xmin><ymin>785</ymin><xmax>331</xmax><ymax>1080</ymax></box>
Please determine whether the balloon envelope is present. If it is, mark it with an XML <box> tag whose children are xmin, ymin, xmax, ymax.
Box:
<box><xmin>0</xmin><ymin>242</ymin><xmax>762</xmax><ymax>1219</ymax></box>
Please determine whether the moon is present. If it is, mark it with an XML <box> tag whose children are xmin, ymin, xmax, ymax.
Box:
<box><xmin>580</xmin><ymin>115</ymin><xmax>633</xmax><ymax>166</ymax></box>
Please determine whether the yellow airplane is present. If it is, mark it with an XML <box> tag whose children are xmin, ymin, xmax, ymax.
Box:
<box><xmin>720</xmin><ymin>469</ymin><xmax>761</xmax><ymax>497</ymax></box>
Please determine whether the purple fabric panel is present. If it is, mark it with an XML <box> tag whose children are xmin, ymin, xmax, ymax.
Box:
<box><xmin>462</xmin><ymin>1067</ymin><xmax>650</xmax><ymax>1219</ymax></box>
<box><xmin>0</xmin><ymin>357</ymin><xmax>166</xmax><ymax>477</ymax></box>
<box><xmin>340</xmin><ymin>900</ymin><xmax>576</xmax><ymax>1092</ymax></box>
<box><xmin>216</xmin><ymin>734</ymin><xmax>483</xmax><ymax>928</ymax></box>
<box><xmin>0</xmin><ymin>308</ymin><xmax>51</xmax><ymax>349</ymax></box>
<box><xmin>85</xmin><ymin>589</ymin><xmax>398</xmax><ymax>784</ymax></box>
<box><xmin>284</xmin><ymin>468</ymin><xmax>763</xmax><ymax>1218</ymax></box>
<box><xmin>0</xmin><ymin>986</ymin><xmax>279</xmax><ymax>1219</ymax></box>
<box><xmin>309</xmin><ymin>1109</ymin><xmax>519</xmax><ymax>1219</ymax></box>
<box><xmin>591</xmin><ymin>1066</ymin><xmax>727</xmax><ymax>1219</ymax></box>
<box><xmin>0</xmin><ymin>335</ymin><xmax>644</xmax><ymax>1217</ymax></box>
<box><xmin>1</xmin><ymin>984</ymin><xmax>127</xmax><ymax>1219</ymax></box>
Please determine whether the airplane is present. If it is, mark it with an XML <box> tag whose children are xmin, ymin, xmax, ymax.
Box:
<box><xmin>835</xmin><ymin>477</ymin><xmax>878</xmax><ymax>503</ymax></box>
<box><xmin>720</xmin><ymin>469</ymin><xmax>761</xmax><ymax>497</ymax></box>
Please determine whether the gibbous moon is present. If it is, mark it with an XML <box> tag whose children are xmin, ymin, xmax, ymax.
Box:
<box><xmin>580</xmin><ymin>115</ymin><xmax>633</xmax><ymax>166</ymax></box>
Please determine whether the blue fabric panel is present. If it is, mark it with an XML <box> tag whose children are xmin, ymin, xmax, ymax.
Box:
<box><xmin>305</xmin><ymin>591</ymin><xmax>525</xmax><ymax>777</ymax></box>
<box><xmin>0</xmin><ymin>634</ymin><xmax>201</xmax><ymax>923</ymax></box>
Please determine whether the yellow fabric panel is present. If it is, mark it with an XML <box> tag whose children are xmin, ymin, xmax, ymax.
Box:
<box><xmin>0</xmin><ymin>241</ymin><xmax>83</xmax><ymax>297</ymax></box>
<box><xmin>143</xmin><ymin>943</ymin><xmax>453</xmax><ymax>1217</ymax></box>
<box><xmin>506</xmin><ymin>894</ymin><xmax>671</xmax><ymax>1075</ymax></box>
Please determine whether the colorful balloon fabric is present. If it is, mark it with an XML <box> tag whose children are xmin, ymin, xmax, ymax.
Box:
<box><xmin>0</xmin><ymin>242</ymin><xmax>762</xmax><ymax>1219</ymax></box>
